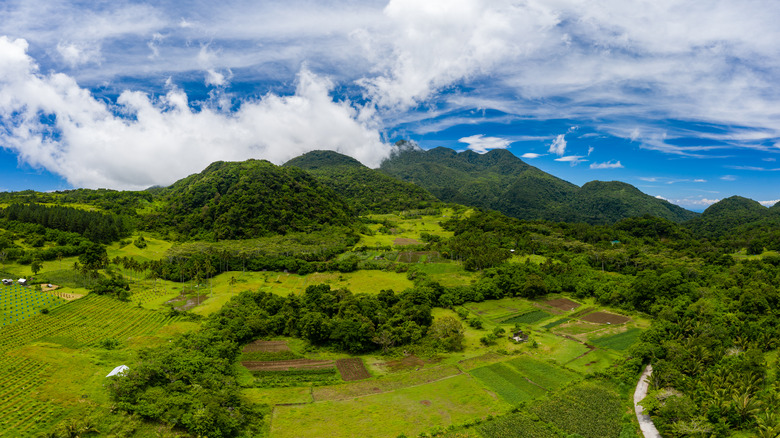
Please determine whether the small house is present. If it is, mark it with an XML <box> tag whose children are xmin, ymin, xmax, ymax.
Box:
<box><xmin>510</xmin><ymin>330</ymin><xmax>529</xmax><ymax>343</ymax></box>
<box><xmin>1</xmin><ymin>279</ymin><xmax>12</xmax><ymax>286</ymax></box>
<box><xmin>17</xmin><ymin>278</ymin><xmax>27</xmax><ymax>286</ymax></box>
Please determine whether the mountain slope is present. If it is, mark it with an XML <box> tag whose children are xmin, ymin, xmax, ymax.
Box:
<box><xmin>148</xmin><ymin>159</ymin><xmax>355</xmax><ymax>240</ymax></box>
<box><xmin>379</xmin><ymin>145</ymin><xmax>696</xmax><ymax>223</ymax></box>
<box><xmin>284</xmin><ymin>150</ymin><xmax>439</xmax><ymax>213</ymax></box>
<box><xmin>379</xmin><ymin>146</ymin><xmax>578</xmax><ymax>220</ymax></box>
<box><xmin>685</xmin><ymin>196</ymin><xmax>774</xmax><ymax>239</ymax></box>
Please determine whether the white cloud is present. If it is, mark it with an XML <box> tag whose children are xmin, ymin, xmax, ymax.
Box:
<box><xmin>764</xmin><ymin>157</ymin><xmax>777</xmax><ymax>162</ymax></box>
<box><xmin>457</xmin><ymin>134</ymin><xmax>511</xmax><ymax>154</ymax></box>
<box><xmin>554</xmin><ymin>155</ymin><xmax>587</xmax><ymax>166</ymax></box>
<box><xmin>0</xmin><ymin>37</ymin><xmax>389</xmax><ymax>190</ymax></box>
<box><xmin>589</xmin><ymin>161</ymin><xmax>623</xmax><ymax>169</ymax></box>
<box><xmin>56</xmin><ymin>42</ymin><xmax>101</xmax><ymax>67</ymax></box>
<box><xmin>521</xmin><ymin>152</ymin><xmax>544</xmax><ymax>159</ymax></box>
<box><xmin>720</xmin><ymin>175</ymin><xmax>737</xmax><ymax>181</ymax></box>
<box><xmin>759</xmin><ymin>199</ymin><xmax>780</xmax><ymax>206</ymax></box>
<box><xmin>694</xmin><ymin>179</ymin><xmax>707</xmax><ymax>183</ymax></box>
<box><xmin>548</xmin><ymin>134</ymin><xmax>567</xmax><ymax>156</ymax></box>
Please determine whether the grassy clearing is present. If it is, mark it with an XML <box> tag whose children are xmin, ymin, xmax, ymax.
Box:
<box><xmin>525</xmin><ymin>332</ymin><xmax>589</xmax><ymax>365</ymax></box>
<box><xmin>243</xmin><ymin>387</ymin><xmax>313</xmax><ymax>406</ymax></box>
<box><xmin>107</xmin><ymin>234</ymin><xmax>173</xmax><ymax>262</ymax></box>
<box><xmin>271</xmin><ymin>373</ymin><xmax>509</xmax><ymax>438</ymax></box>
<box><xmin>565</xmin><ymin>348</ymin><xmax>622</xmax><ymax>374</ymax></box>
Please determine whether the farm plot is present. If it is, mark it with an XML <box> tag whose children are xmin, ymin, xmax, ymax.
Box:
<box><xmin>479</xmin><ymin>412</ymin><xmax>561</xmax><ymax>438</ymax></box>
<box><xmin>271</xmin><ymin>374</ymin><xmax>510</xmax><ymax>438</ymax></box>
<box><xmin>543</xmin><ymin>297</ymin><xmax>581</xmax><ymax>311</ymax></box>
<box><xmin>242</xmin><ymin>359</ymin><xmax>334</xmax><ymax>372</ymax></box>
<box><xmin>397</xmin><ymin>251</ymin><xmax>441</xmax><ymax>263</ymax></box>
<box><xmin>244</xmin><ymin>340</ymin><xmax>291</xmax><ymax>352</ymax></box>
<box><xmin>462</xmin><ymin>298</ymin><xmax>537</xmax><ymax>324</ymax></box>
<box><xmin>505</xmin><ymin>356</ymin><xmax>580</xmax><ymax>391</ymax></box>
<box><xmin>590</xmin><ymin>327</ymin><xmax>643</xmax><ymax>351</ymax></box>
<box><xmin>502</xmin><ymin>310</ymin><xmax>552</xmax><ymax>325</ymax></box>
<box><xmin>335</xmin><ymin>358</ymin><xmax>370</xmax><ymax>381</ymax></box>
<box><xmin>580</xmin><ymin>311</ymin><xmax>630</xmax><ymax>325</ymax></box>
<box><xmin>470</xmin><ymin>362</ymin><xmax>548</xmax><ymax>404</ymax></box>
<box><xmin>313</xmin><ymin>364</ymin><xmax>462</xmax><ymax>401</ymax></box>
<box><xmin>0</xmin><ymin>284</ymin><xmax>67</xmax><ymax>326</ymax></box>
<box><xmin>0</xmin><ymin>294</ymin><xmax>181</xmax><ymax>355</ymax></box>
<box><xmin>542</xmin><ymin>317</ymin><xmax>570</xmax><ymax>329</ymax></box>
<box><xmin>0</xmin><ymin>354</ymin><xmax>64</xmax><ymax>437</ymax></box>
<box><xmin>530</xmin><ymin>382</ymin><xmax>624</xmax><ymax>438</ymax></box>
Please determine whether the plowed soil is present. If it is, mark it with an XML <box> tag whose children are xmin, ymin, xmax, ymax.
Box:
<box><xmin>393</xmin><ymin>238</ymin><xmax>421</xmax><ymax>246</ymax></box>
<box><xmin>243</xmin><ymin>340</ymin><xmax>291</xmax><ymax>353</ymax></box>
<box><xmin>336</xmin><ymin>358</ymin><xmax>370</xmax><ymax>381</ymax></box>
<box><xmin>242</xmin><ymin>359</ymin><xmax>334</xmax><ymax>371</ymax></box>
<box><xmin>544</xmin><ymin>298</ymin><xmax>581</xmax><ymax>311</ymax></box>
<box><xmin>580</xmin><ymin>312</ymin><xmax>630</xmax><ymax>325</ymax></box>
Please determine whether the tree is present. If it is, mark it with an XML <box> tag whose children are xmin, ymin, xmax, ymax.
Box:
<box><xmin>30</xmin><ymin>259</ymin><xmax>42</xmax><ymax>276</ymax></box>
<box><xmin>426</xmin><ymin>316</ymin><xmax>465</xmax><ymax>351</ymax></box>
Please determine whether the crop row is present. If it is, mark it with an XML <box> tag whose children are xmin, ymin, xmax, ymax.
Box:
<box><xmin>470</xmin><ymin>362</ymin><xmax>547</xmax><ymax>404</ymax></box>
<box><xmin>478</xmin><ymin>412</ymin><xmax>561</xmax><ymax>438</ymax></box>
<box><xmin>0</xmin><ymin>356</ymin><xmax>61</xmax><ymax>438</ymax></box>
<box><xmin>503</xmin><ymin>357</ymin><xmax>580</xmax><ymax>391</ymax></box>
<box><xmin>0</xmin><ymin>294</ymin><xmax>180</xmax><ymax>354</ymax></box>
<box><xmin>531</xmin><ymin>383</ymin><xmax>623</xmax><ymax>438</ymax></box>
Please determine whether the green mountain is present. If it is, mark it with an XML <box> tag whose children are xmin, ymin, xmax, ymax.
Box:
<box><xmin>147</xmin><ymin>159</ymin><xmax>355</xmax><ymax>240</ymax></box>
<box><xmin>284</xmin><ymin>150</ymin><xmax>439</xmax><ymax>213</ymax></box>
<box><xmin>685</xmin><ymin>196</ymin><xmax>774</xmax><ymax>239</ymax></box>
<box><xmin>564</xmin><ymin>181</ymin><xmax>697</xmax><ymax>224</ymax></box>
<box><xmin>379</xmin><ymin>146</ymin><xmax>578</xmax><ymax>220</ymax></box>
<box><xmin>379</xmin><ymin>145</ymin><xmax>696</xmax><ymax>224</ymax></box>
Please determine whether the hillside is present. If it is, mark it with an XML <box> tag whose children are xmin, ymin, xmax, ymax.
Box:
<box><xmin>146</xmin><ymin>159</ymin><xmax>355</xmax><ymax>240</ymax></box>
<box><xmin>379</xmin><ymin>146</ymin><xmax>578</xmax><ymax>220</ymax></box>
<box><xmin>379</xmin><ymin>145</ymin><xmax>696</xmax><ymax>224</ymax></box>
<box><xmin>284</xmin><ymin>150</ymin><xmax>439</xmax><ymax>213</ymax></box>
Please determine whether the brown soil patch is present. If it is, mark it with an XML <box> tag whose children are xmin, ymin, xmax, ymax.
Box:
<box><xmin>420</xmin><ymin>400</ymin><xmax>431</xmax><ymax>406</ymax></box>
<box><xmin>166</xmin><ymin>294</ymin><xmax>209</xmax><ymax>311</ymax></box>
<box><xmin>243</xmin><ymin>340</ymin><xmax>290</xmax><ymax>353</ymax></box>
<box><xmin>51</xmin><ymin>291</ymin><xmax>83</xmax><ymax>301</ymax></box>
<box><xmin>385</xmin><ymin>355</ymin><xmax>426</xmax><ymax>372</ymax></box>
<box><xmin>41</xmin><ymin>284</ymin><xmax>59</xmax><ymax>292</ymax></box>
<box><xmin>580</xmin><ymin>312</ymin><xmax>630</xmax><ymax>325</ymax></box>
<box><xmin>242</xmin><ymin>359</ymin><xmax>334</xmax><ymax>372</ymax></box>
<box><xmin>336</xmin><ymin>358</ymin><xmax>370</xmax><ymax>381</ymax></box>
<box><xmin>544</xmin><ymin>298</ymin><xmax>581</xmax><ymax>311</ymax></box>
<box><xmin>393</xmin><ymin>238</ymin><xmax>421</xmax><ymax>246</ymax></box>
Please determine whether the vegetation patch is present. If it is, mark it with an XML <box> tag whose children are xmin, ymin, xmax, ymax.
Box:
<box><xmin>502</xmin><ymin>310</ymin><xmax>552</xmax><ymax>325</ymax></box>
<box><xmin>470</xmin><ymin>362</ymin><xmax>548</xmax><ymax>404</ymax></box>
<box><xmin>579</xmin><ymin>311</ymin><xmax>630</xmax><ymax>325</ymax></box>
<box><xmin>242</xmin><ymin>359</ymin><xmax>335</xmax><ymax>372</ymax></box>
<box><xmin>505</xmin><ymin>356</ymin><xmax>580</xmax><ymax>390</ymax></box>
<box><xmin>313</xmin><ymin>365</ymin><xmax>461</xmax><ymax>401</ymax></box>
<box><xmin>478</xmin><ymin>412</ymin><xmax>561</xmax><ymax>438</ymax></box>
<box><xmin>590</xmin><ymin>327</ymin><xmax>642</xmax><ymax>351</ymax></box>
<box><xmin>531</xmin><ymin>382</ymin><xmax>624</xmax><ymax>438</ymax></box>
<box><xmin>243</xmin><ymin>339</ymin><xmax>291</xmax><ymax>353</ymax></box>
<box><xmin>542</xmin><ymin>317</ymin><xmax>570</xmax><ymax>329</ymax></box>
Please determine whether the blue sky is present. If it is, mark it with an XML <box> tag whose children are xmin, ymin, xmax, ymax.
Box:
<box><xmin>1</xmin><ymin>0</ymin><xmax>779</xmax><ymax>211</ymax></box>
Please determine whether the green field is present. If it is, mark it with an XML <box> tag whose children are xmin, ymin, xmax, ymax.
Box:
<box><xmin>271</xmin><ymin>374</ymin><xmax>510</xmax><ymax>438</ymax></box>
<box><xmin>470</xmin><ymin>361</ymin><xmax>549</xmax><ymax>404</ymax></box>
<box><xmin>502</xmin><ymin>310</ymin><xmax>553</xmax><ymax>325</ymax></box>
<box><xmin>461</xmin><ymin>298</ymin><xmax>537</xmax><ymax>324</ymax></box>
<box><xmin>590</xmin><ymin>327</ymin><xmax>643</xmax><ymax>351</ymax></box>
<box><xmin>531</xmin><ymin>382</ymin><xmax>624</xmax><ymax>438</ymax></box>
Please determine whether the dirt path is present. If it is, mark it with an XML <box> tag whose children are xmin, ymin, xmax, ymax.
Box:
<box><xmin>634</xmin><ymin>364</ymin><xmax>662</xmax><ymax>438</ymax></box>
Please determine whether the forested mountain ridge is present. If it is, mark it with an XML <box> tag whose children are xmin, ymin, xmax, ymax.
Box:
<box><xmin>379</xmin><ymin>146</ymin><xmax>578</xmax><ymax>220</ymax></box>
<box><xmin>143</xmin><ymin>159</ymin><xmax>356</xmax><ymax>240</ymax></box>
<box><xmin>283</xmin><ymin>150</ymin><xmax>440</xmax><ymax>214</ymax></box>
<box><xmin>379</xmin><ymin>145</ymin><xmax>697</xmax><ymax>224</ymax></box>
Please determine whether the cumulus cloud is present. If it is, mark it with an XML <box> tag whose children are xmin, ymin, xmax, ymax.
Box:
<box><xmin>554</xmin><ymin>155</ymin><xmax>586</xmax><ymax>166</ymax></box>
<box><xmin>548</xmin><ymin>134</ymin><xmax>567</xmax><ymax>156</ymax></box>
<box><xmin>56</xmin><ymin>41</ymin><xmax>101</xmax><ymax>67</ymax></box>
<box><xmin>760</xmin><ymin>199</ymin><xmax>780</xmax><ymax>207</ymax></box>
<box><xmin>0</xmin><ymin>36</ymin><xmax>389</xmax><ymax>190</ymax></box>
<box><xmin>458</xmin><ymin>135</ymin><xmax>510</xmax><ymax>153</ymax></box>
<box><xmin>589</xmin><ymin>161</ymin><xmax>623</xmax><ymax>169</ymax></box>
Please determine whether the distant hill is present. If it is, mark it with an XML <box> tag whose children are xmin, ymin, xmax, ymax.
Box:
<box><xmin>148</xmin><ymin>159</ymin><xmax>355</xmax><ymax>240</ymax></box>
<box><xmin>284</xmin><ymin>150</ymin><xmax>439</xmax><ymax>213</ymax></box>
<box><xmin>379</xmin><ymin>145</ymin><xmax>696</xmax><ymax>224</ymax></box>
<box><xmin>685</xmin><ymin>196</ymin><xmax>778</xmax><ymax>239</ymax></box>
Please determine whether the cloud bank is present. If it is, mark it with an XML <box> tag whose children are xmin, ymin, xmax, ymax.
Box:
<box><xmin>0</xmin><ymin>37</ymin><xmax>389</xmax><ymax>190</ymax></box>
